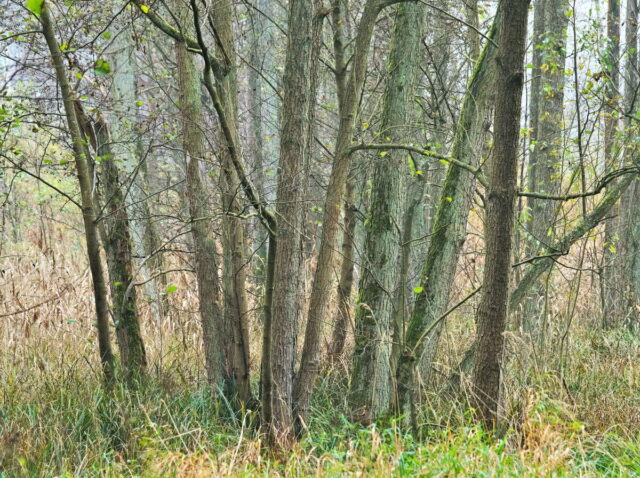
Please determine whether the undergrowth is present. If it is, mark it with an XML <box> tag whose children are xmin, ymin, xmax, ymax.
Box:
<box><xmin>1</xmin><ymin>331</ymin><xmax>639</xmax><ymax>477</ymax></box>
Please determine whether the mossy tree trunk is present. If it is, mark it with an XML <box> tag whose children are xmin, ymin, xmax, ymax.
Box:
<box><xmin>94</xmin><ymin>118</ymin><xmax>147</xmax><ymax>382</ymax></box>
<box><xmin>349</xmin><ymin>1</ymin><xmax>425</xmax><ymax>422</ymax></box>
<box><xmin>394</xmin><ymin>7</ymin><xmax>502</xmax><ymax>418</ymax></box>
<box><xmin>523</xmin><ymin>0</ymin><xmax>570</xmax><ymax>338</ymax></box>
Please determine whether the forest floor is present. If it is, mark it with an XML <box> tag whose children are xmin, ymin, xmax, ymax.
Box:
<box><xmin>1</xmin><ymin>209</ymin><xmax>640</xmax><ymax>476</ymax></box>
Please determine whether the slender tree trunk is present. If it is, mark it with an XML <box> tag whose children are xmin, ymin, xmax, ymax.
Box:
<box><xmin>328</xmin><ymin>176</ymin><xmax>357</xmax><ymax>362</ymax></box>
<box><xmin>94</xmin><ymin>118</ymin><xmax>147</xmax><ymax>382</ymax></box>
<box><xmin>174</xmin><ymin>38</ymin><xmax>226</xmax><ymax>389</ymax></box>
<box><xmin>523</xmin><ymin>0</ymin><xmax>569</xmax><ymax>337</ymax></box>
<box><xmin>602</xmin><ymin>0</ymin><xmax>622</xmax><ymax>328</ymax></box>
<box><xmin>208</xmin><ymin>0</ymin><xmax>252</xmax><ymax>403</ymax></box>
<box><xmin>471</xmin><ymin>0</ymin><xmax>529</xmax><ymax>429</ymax></box>
<box><xmin>104</xmin><ymin>15</ymin><xmax>167</xmax><ymax>322</ymax></box>
<box><xmin>296</xmin><ymin>0</ymin><xmax>400</xmax><ymax>426</ymax></box>
<box><xmin>247</xmin><ymin>0</ymin><xmax>277</xmax><ymax>274</ymax></box>
<box><xmin>465</xmin><ymin>0</ymin><xmax>481</xmax><ymax>62</ymax></box>
<box><xmin>618</xmin><ymin>0</ymin><xmax>640</xmax><ymax>330</ymax></box>
<box><xmin>349</xmin><ymin>1</ymin><xmax>425</xmax><ymax>422</ymax></box>
<box><xmin>394</xmin><ymin>9</ymin><xmax>501</xmax><ymax>417</ymax></box>
<box><xmin>39</xmin><ymin>0</ymin><xmax>115</xmax><ymax>383</ymax></box>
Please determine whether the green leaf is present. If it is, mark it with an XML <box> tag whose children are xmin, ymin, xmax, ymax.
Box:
<box><xmin>379</xmin><ymin>151</ymin><xmax>388</xmax><ymax>157</ymax></box>
<box><xmin>413</xmin><ymin>286</ymin><xmax>424</xmax><ymax>294</ymax></box>
<box><xmin>135</xmin><ymin>100</ymin><xmax>144</xmax><ymax>107</ymax></box>
<box><xmin>101</xmin><ymin>31</ymin><xmax>112</xmax><ymax>40</ymax></box>
<box><xmin>94</xmin><ymin>59</ymin><xmax>111</xmax><ymax>76</ymax></box>
<box><xmin>26</xmin><ymin>0</ymin><xmax>44</xmax><ymax>16</ymax></box>
<box><xmin>140</xmin><ymin>4</ymin><xmax>149</xmax><ymax>13</ymax></box>
<box><xmin>165</xmin><ymin>285</ymin><xmax>177</xmax><ymax>293</ymax></box>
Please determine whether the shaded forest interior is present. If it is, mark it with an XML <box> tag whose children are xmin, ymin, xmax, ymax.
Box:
<box><xmin>1</xmin><ymin>0</ymin><xmax>640</xmax><ymax>475</ymax></box>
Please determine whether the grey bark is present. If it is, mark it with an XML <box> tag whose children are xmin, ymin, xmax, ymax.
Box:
<box><xmin>349</xmin><ymin>1</ymin><xmax>425</xmax><ymax>422</ymax></box>
<box><xmin>268</xmin><ymin>0</ymin><xmax>318</xmax><ymax>445</ymax></box>
<box><xmin>614</xmin><ymin>0</ymin><xmax>640</xmax><ymax>330</ymax></box>
<box><xmin>174</xmin><ymin>37</ymin><xmax>226</xmax><ymax>389</ymax></box>
<box><xmin>523</xmin><ymin>0</ymin><xmax>570</xmax><ymax>336</ymax></box>
<box><xmin>394</xmin><ymin>8</ymin><xmax>501</xmax><ymax>418</ymax></box>
<box><xmin>602</xmin><ymin>0</ymin><xmax>622</xmax><ymax>328</ymax></box>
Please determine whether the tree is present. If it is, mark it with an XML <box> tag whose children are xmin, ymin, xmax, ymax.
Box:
<box><xmin>349</xmin><ymin>0</ymin><xmax>425</xmax><ymax>422</ymax></box>
<box><xmin>268</xmin><ymin>0</ymin><xmax>319</xmax><ymax>446</ymax></box>
<box><xmin>471</xmin><ymin>0</ymin><xmax>530</xmax><ymax>429</ymax></box>
<box><xmin>618</xmin><ymin>0</ymin><xmax>640</xmax><ymax>331</ymax></box>
<box><xmin>523</xmin><ymin>0</ymin><xmax>570</xmax><ymax>338</ymax></box>
<box><xmin>394</xmin><ymin>6</ymin><xmax>502</xmax><ymax>421</ymax></box>
<box><xmin>38</xmin><ymin>0</ymin><xmax>115</xmax><ymax>383</ymax></box>
<box><xmin>173</xmin><ymin>16</ymin><xmax>226</xmax><ymax>391</ymax></box>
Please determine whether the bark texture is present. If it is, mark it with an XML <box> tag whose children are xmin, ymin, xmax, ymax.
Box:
<box><xmin>471</xmin><ymin>0</ymin><xmax>529</xmax><ymax>429</ymax></box>
<box><xmin>349</xmin><ymin>1</ymin><xmax>425</xmax><ymax>421</ymax></box>
<box><xmin>269</xmin><ymin>0</ymin><xmax>317</xmax><ymax>445</ymax></box>
<box><xmin>94</xmin><ymin>118</ymin><xmax>147</xmax><ymax>382</ymax></box>
<box><xmin>394</xmin><ymin>8</ymin><xmax>501</xmax><ymax>417</ymax></box>
<box><xmin>174</xmin><ymin>37</ymin><xmax>226</xmax><ymax>389</ymax></box>
<box><xmin>523</xmin><ymin>0</ymin><xmax>569</xmax><ymax>335</ymax></box>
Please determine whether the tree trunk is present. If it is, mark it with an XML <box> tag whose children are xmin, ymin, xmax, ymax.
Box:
<box><xmin>104</xmin><ymin>14</ymin><xmax>168</xmax><ymax>322</ymax></box>
<box><xmin>94</xmin><ymin>118</ymin><xmax>147</xmax><ymax>382</ymax></box>
<box><xmin>296</xmin><ymin>0</ymin><xmax>398</xmax><ymax>427</ymax></box>
<box><xmin>349</xmin><ymin>1</ymin><xmax>425</xmax><ymax>422</ymax></box>
<box><xmin>39</xmin><ymin>0</ymin><xmax>115</xmax><ymax>383</ymax></box>
<box><xmin>268</xmin><ymin>0</ymin><xmax>318</xmax><ymax>446</ymax></box>
<box><xmin>328</xmin><ymin>176</ymin><xmax>358</xmax><ymax>362</ymax></box>
<box><xmin>394</xmin><ymin>8</ymin><xmax>501</xmax><ymax>417</ymax></box>
<box><xmin>602</xmin><ymin>0</ymin><xmax>622</xmax><ymax>328</ymax></box>
<box><xmin>523</xmin><ymin>0</ymin><xmax>569</xmax><ymax>337</ymax></box>
<box><xmin>208</xmin><ymin>0</ymin><xmax>252</xmax><ymax>404</ymax></box>
<box><xmin>471</xmin><ymin>0</ymin><xmax>529</xmax><ymax>429</ymax></box>
<box><xmin>174</xmin><ymin>38</ymin><xmax>226</xmax><ymax>389</ymax></box>
<box><xmin>617</xmin><ymin>0</ymin><xmax>640</xmax><ymax>331</ymax></box>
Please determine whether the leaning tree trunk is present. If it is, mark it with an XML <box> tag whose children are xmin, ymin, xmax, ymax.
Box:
<box><xmin>394</xmin><ymin>8</ymin><xmax>501</xmax><ymax>418</ymax></box>
<box><xmin>39</xmin><ymin>0</ymin><xmax>115</xmax><ymax>383</ymax></box>
<box><xmin>349</xmin><ymin>0</ymin><xmax>425</xmax><ymax>423</ymax></box>
<box><xmin>471</xmin><ymin>0</ymin><xmax>529</xmax><ymax>429</ymax></box>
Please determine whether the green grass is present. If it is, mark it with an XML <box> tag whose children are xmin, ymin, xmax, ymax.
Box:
<box><xmin>1</xmin><ymin>352</ymin><xmax>639</xmax><ymax>477</ymax></box>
